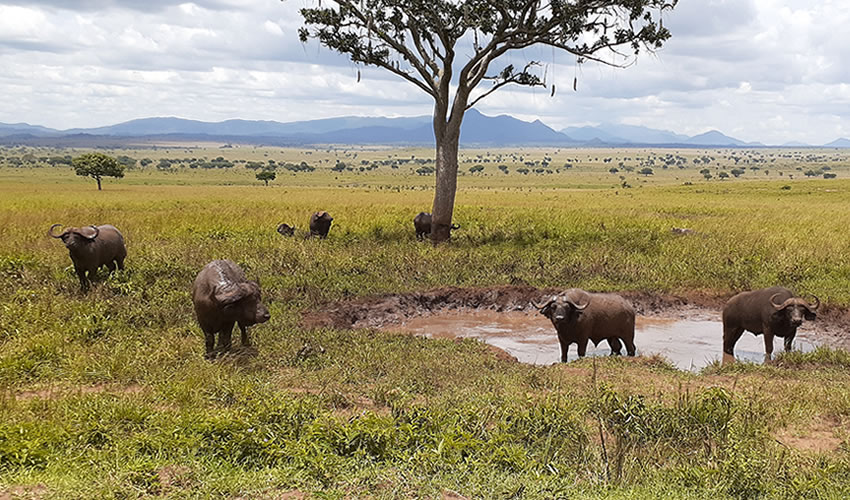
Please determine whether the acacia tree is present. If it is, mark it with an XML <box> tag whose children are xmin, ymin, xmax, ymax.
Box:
<box><xmin>72</xmin><ymin>152</ymin><xmax>125</xmax><ymax>190</ymax></box>
<box><xmin>298</xmin><ymin>0</ymin><xmax>676</xmax><ymax>242</ymax></box>
<box><xmin>257</xmin><ymin>169</ymin><xmax>277</xmax><ymax>186</ymax></box>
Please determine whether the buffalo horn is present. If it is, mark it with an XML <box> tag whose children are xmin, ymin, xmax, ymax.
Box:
<box><xmin>807</xmin><ymin>295</ymin><xmax>820</xmax><ymax>311</ymax></box>
<box><xmin>80</xmin><ymin>225</ymin><xmax>99</xmax><ymax>240</ymax></box>
<box><xmin>769</xmin><ymin>293</ymin><xmax>794</xmax><ymax>311</ymax></box>
<box><xmin>48</xmin><ymin>223</ymin><xmax>64</xmax><ymax>238</ymax></box>
<box><xmin>563</xmin><ymin>293</ymin><xmax>589</xmax><ymax>311</ymax></box>
<box><xmin>531</xmin><ymin>295</ymin><xmax>557</xmax><ymax>310</ymax></box>
<box><xmin>451</xmin><ymin>223</ymin><xmax>461</xmax><ymax>230</ymax></box>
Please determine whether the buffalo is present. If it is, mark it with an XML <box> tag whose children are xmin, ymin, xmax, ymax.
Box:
<box><xmin>276</xmin><ymin>223</ymin><xmax>296</xmax><ymax>237</ymax></box>
<box><xmin>309</xmin><ymin>211</ymin><xmax>333</xmax><ymax>239</ymax></box>
<box><xmin>49</xmin><ymin>223</ymin><xmax>127</xmax><ymax>291</ymax></box>
<box><xmin>533</xmin><ymin>289</ymin><xmax>636</xmax><ymax>362</ymax></box>
<box><xmin>722</xmin><ymin>286</ymin><xmax>819</xmax><ymax>359</ymax></box>
<box><xmin>192</xmin><ymin>259</ymin><xmax>270</xmax><ymax>359</ymax></box>
<box><xmin>413</xmin><ymin>212</ymin><xmax>460</xmax><ymax>240</ymax></box>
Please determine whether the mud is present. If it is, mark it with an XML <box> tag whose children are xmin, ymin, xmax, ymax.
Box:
<box><xmin>301</xmin><ymin>285</ymin><xmax>849</xmax><ymax>369</ymax></box>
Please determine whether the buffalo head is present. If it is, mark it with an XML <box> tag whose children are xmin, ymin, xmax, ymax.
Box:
<box><xmin>49</xmin><ymin>224</ymin><xmax>99</xmax><ymax>249</ymax></box>
<box><xmin>770</xmin><ymin>292</ymin><xmax>819</xmax><ymax>325</ymax></box>
<box><xmin>214</xmin><ymin>280</ymin><xmax>270</xmax><ymax>327</ymax></box>
<box><xmin>532</xmin><ymin>294</ymin><xmax>589</xmax><ymax>323</ymax></box>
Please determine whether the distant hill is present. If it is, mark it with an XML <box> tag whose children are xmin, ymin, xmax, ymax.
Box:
<box><xmin>685</xmin><ymin>130</ymin><xmax>746</xmax><ymax>146</ymax></box>
<box><xmin>824</xmin><ymin>138</ymin><xmax>850</xmax><ymax>148</ymax></box>
<box><xmin>0</xmin><ymin>113</ymin><xmax>817</xmax><ymax>148</ymax></box>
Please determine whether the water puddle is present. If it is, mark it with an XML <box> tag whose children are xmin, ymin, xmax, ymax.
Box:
<box><xmin>387</xmin><ymin>309</ymin><xmax>819</xmax><ymax>371</ymax></box>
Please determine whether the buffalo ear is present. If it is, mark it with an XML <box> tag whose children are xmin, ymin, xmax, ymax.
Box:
<box><xmin>804</xmin><ymin>310</ymin><xmax>817</xmax><ymax>321</ymax></box>
<box><xmin>214</xmin><ymin>283</ymin><xmax>252</xmax><ymax>305</ymax></box>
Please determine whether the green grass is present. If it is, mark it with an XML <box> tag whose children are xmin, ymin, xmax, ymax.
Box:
<box><xmin>1</xmin><ymin>146</ymin><xmax>850</xmax><ymax>497</ymax></box>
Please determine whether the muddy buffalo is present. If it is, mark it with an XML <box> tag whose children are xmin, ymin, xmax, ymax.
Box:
<box><xmin>276</xmin><ymin>223</ymin><xmax>295</xmax><ymax>237</ymax></box>
<box><xmin>722</xmin><ymin>286</ymin><xmax>819</xmax><ymax>359</ymax></box>
<box><xmin>192</xmin><ymin>259</ymin><xmax>270</xmax><ymax>359</ymax></box>
<box><xmin>49</xmin><ymin>223</ymin><xmax>126</xmax><ymax>291</ymax></box>
<box><xmin>413</xmin><ymin>212</ymin><xmax>460</xmax><ymax>240</ymax></box>
<box><xmin>533</xmin><ymin>289</ymin><xmax>636</xmax><ymax>362</ymax></box>
<box><xmin>309</xmin><ymin>211</ymin><xmax>333</xmax><ymax>238</ymax></box>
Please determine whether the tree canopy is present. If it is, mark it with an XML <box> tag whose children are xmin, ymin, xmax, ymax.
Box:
<box><xmin>72</xmin><ymin>152</ymin><xmax>125</xmax><ymax>190</ymax></box>
<box><xmin>256</xmin><ymin>169</ymin><xmax>277</xmax><ymax>186</ymax></box>
<box><xmin>298</xmin><ymin>0</ymin><xmax>676</xmax><ymax>241</ymax></box>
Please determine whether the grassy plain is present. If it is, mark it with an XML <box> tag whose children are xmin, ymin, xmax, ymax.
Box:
<box><xmin>1</xmin><ymin>144</ymin><xmax>850</xmax><ymax>498</ymax></box>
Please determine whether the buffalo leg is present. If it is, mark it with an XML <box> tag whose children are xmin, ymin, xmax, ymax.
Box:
<box><xmin>763</xmin><ymin>331</ymin><xmax>775</xmax><ymax>360</ymax></box>
<box><xmin>607</xmin><ymin>337</ymin><xmax>622</xmax><ymax>355</ymax></box>
<box><xmin>622</xmin><ymin>337</ymin><xmax>636</xmax><ymax>357</ymax></box>
<box><xmin>239</xmin><ymin>324</ymin><xmax>252</xmax><ymax>347</ymax></box>
<box><xmin>204</xmin><ymin>331</ymin><xmax>216</xmax><ymax>359</ymax></box>
<box><xmin>74</xmin><ymin>266</ymin><xmax>89</xmax><ymax>292</ymax></box>
<box><xmin>106</xmin><ymin>261</ymin><xmax>116</xmax><ymax>272</ymax></box>
<box><xmin>576</xmin><ymin>338</ymin><xmax>589</xmax><ymax>358</ymax></box>
<box><xmin>217</xmin><ymin>322</ymin><xmax>234</xmax><ymax>354</ymax></box>
<box><xmin>722</xmin><ymin>326</ymin><xmax>744</xmax><ymax>356</ymax></box>
<box><xmin>116</xmin><ymin>257</ymin><xmax>125</xmax><ymax>271</ymax></box>
<box><xmin>784</xmin><ymin>334</ymin><xmax>795</xmax><ymax>352</ymax></box>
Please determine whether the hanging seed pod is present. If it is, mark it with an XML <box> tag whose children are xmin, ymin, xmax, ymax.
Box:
<box><xmin>573</xmin><ymin>77</ymin><xmax>577</xmax><ymax>91</ymax></box>
<box><xmin>357</xmin><ymin>69</ymin><xmax>361</xmax><ymax>82</ymax></box>
<box><xmin>551</xmin><ymin>84</ymin><xmax>556</xmax><ymax>97</ymax></box>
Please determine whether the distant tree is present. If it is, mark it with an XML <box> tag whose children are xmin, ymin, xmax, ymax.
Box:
<box><xmin>72</xmin><ymin>152</ymin><xmax>125</xmax><ymax>190</ymax></box>
<box><xmin>638</xmin><ymin>167</ymin><xmax>654</xmax><ymax>176</ymax></box>
<box><xmin>256</xmin><ymin>169</ymin><xmax>276</xmax><ymax>186</ymax></box>
<box><xmin>297</xmin><ymin>0</ymin><xmax>675</xmax><ymax>242</ymax></box>
<box><xmin>609</xmin><ymin>167</ymin><xmax>619</xmax><ymax>174</ymax></box>
<box><xmin>824</xmin><ymin>172</ymin><xmax>837</xmax><ymax>179</ymax></box>
<box><xmin>703</xmin><ymin>172</ymin><xmax>713</xmax><ymax>180</ymax></box>
<box><xmin>718</xmin><ymin>171</ymin><xmax>730</xmax><ymax>180</ymax></box>
<box><xmin>730</xmin><ymin>168</ymin><xmax>745</xmax><ymax>178</ymax></box>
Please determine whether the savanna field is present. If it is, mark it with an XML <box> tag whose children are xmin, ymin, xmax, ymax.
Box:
<box><xmin>3</xmin><ymin>144</ymin><xmax>850</xmax><ymax>498</ymax></box>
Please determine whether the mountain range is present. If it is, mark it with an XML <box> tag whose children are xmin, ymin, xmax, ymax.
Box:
<box><xmin>0</xmin><ymin>109</ymin><xmax>847</xmax><ymax>148</ymax></box>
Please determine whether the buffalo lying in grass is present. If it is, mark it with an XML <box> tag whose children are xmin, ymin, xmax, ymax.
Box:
<box><xmin>49</xmin><ymin>223</ymin><xmax>126</xmax><ymax>292</ymax></box>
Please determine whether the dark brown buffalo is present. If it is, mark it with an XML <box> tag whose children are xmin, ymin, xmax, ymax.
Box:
<box><xmin>276</xmin><ymin>223</ymin><xmax>295</xmax><ymax>237</ymax></box>
<box><xmin>413</xmin><ymin>212</ymin><xmax>460</xmax><ymax>240</ymax></box>
<box><xmin>309</xmin><ymin>211</ymin><xmax>333</xmax><ymax>238</ymax></box>
<box><xmin>722</xmin><ymin>286</ymin><xmax>819</xmax><ymax>359</ymax></box>
<box><xmin>192</xmin><ymin>259</ymin><xmax>270</xmax><ymax>359</ymax></box>
<box><xmin>533</xmin><ymin>288</ymin><xmax>636</xmax><ymax>362</ymax></box>
<box><xmin>49</xmin><ymin>223</ymin><xmax>127</xmax><ymax>291</ymax></box>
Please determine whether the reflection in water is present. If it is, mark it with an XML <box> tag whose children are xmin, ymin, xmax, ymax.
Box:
<box><xmin>388</xmin><ymin>309</ymin><xmax>818</xmax><ymax>371</ymax></box>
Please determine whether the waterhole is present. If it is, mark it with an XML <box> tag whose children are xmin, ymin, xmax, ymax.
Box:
<box><xmin>387</xmin><ymin>309</ymin><xmax>819</xmax><ymax>371</ymax></box>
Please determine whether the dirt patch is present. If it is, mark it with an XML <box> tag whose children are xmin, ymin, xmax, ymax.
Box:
<box><xmin>11</xmin><ymin>383</ymin><xmax>146</xmax><ymax>401</ymax></box>
<box><xmin>300</xmin><ymin>285</ymin><xmax>850</xmax><ymax>352</ymax></box>
<box><xmin>776</xmin><ymin>417</ymin><xmax>845</xmax><ymax>453</ymax></box>
<box><xmin>0</xmin><ymin>484</ymin><xmax>48</xmax><ymax>500</ymax></box>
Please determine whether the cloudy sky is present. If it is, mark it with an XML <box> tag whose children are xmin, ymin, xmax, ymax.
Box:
<box><xmin>0</xmin><ymin>0</ymin><xmax>847</xmax><ymax>145</ymax></box>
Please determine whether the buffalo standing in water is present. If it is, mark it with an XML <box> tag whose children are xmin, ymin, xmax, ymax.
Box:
<box><xmin>309</xmin><ymin>211</ymin><xmax>333</xmax><ymax>238</ymax></box>
<box><xmin>413</xmin><ymin>212</ymin><xmax>460</xmax><ymax>240</ymax></box>
<box><xmin>192</xmin><ymin>260</ymin><xmax>270</xmax><ymax>359</ymax></box>
<box><xmin>533</xmin><ymin>289</ymin><xmax>636</xmax><ymax>362</ymax></box>
<box><xmin>722</xmin><ymin>286</ymin><xmax>819</xmax><ymax>359</ymax></box>
<box><xmin>49</xmin><ymin>223</ymin><xmax>126</xmax><ymax>291</ymax></box>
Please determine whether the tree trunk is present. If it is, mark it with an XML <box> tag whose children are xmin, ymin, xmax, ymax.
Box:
<box><xmin>430</xmin><ymin>126</ymin><xmax>460</xmax><ymax>243</ymax></box>
<box><xmin>96</xmin><ymin>177</ymin><xmax>102</xmax><ymax>190</ymax></box>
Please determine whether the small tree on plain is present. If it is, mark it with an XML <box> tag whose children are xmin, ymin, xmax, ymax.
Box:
<box><xmin>256</xmin><ymin>169</ymin><xmax>276</xmax><ymax>186</ymax></box>
<box><xmin>72</xmin><ymin>152</ymin><xmax>125</xmax><ymax>190</ymax></box>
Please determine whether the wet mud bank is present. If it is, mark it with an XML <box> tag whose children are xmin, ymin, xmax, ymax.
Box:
<box><xmin>301</xmin><ymin>285</ymin><xmax>850</xmax><ymax>369</ymax></box>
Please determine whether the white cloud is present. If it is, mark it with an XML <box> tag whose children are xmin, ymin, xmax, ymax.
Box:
<box><xmin>0</xmin><ymin>0</ymin><xmax>847</xmax><ymax>144</ymax></box>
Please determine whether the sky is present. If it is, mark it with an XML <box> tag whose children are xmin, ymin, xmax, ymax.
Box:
<box><xmin>0</xmin><ymin>0</ymin><xmax>848</xmax><ymax>145</ymax></box>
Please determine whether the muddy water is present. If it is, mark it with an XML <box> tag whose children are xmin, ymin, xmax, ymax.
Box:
<box><xmin>388</xmin><ymin>309</ymin><xmax>819</xmax><ymax>371</ymax></box>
